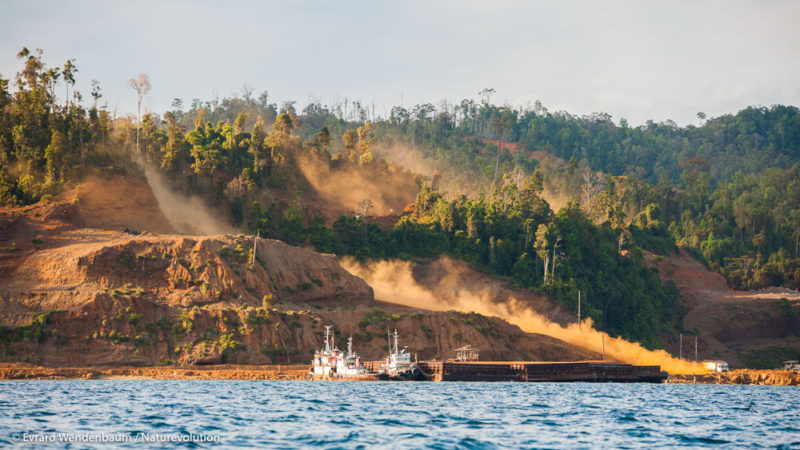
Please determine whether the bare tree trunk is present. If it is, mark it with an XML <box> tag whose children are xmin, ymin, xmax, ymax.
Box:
<box><xmin>129</xmin><ymin>74</ymin><xmax>151</xmax><ymax>154</ymax></box>
<box><xmin>79</xmin><ymin>120</ymin><xmax>84</xmax><ymax>167</ymax></box>
<box><xmin>543</xmin><ymin>254</ymin><xmax>549</xmax><ymax>285</ymax></box>
<box><xmin>136</xmin><ymin>96</ymin><xmax>141</xmax><ymax>153</ymax></box>
<box><xmin>524</xmin><ymin>223</ymin><xmax>530</xmax><ymax>250</ymax></box>
<box><xmin>251</xmin><ymin>231</ymin><xmax>259</xmax><ymax>267</ymax></box>
<box><xmin>552</xmin><ymin>238</ymin><xmax>561</xmax><ymax>281</ymax></box>
<box><xmin>493</xmin><ymin>142</ymin><xmax>501</xmax><ymax>187</ymax></box>
<box><xmin>279</xmin><ymin>334</ymin><xmax>290</xmax><ymax>363</ymax></box>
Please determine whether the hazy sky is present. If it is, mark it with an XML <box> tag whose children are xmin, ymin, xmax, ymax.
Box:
<box><xmin>2</xmin><ymin>0</ymin><xmax>798</xmax><ymax>125</ymax></box>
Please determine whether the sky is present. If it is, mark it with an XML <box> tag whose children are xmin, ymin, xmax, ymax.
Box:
<box><xmin>1</xmin><ymin>0</ymin><xmax>799</xmax><ymax>126</ymax></box>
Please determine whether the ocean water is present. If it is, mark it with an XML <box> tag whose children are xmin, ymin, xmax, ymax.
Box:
<box><xmin>1</xmin><ymin>381</ymin><xmax>798</xmax><ymax>448</ymax></box>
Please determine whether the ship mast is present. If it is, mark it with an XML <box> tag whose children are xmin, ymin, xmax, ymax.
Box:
<box><xmin>324</xmin><ymin>325</ymin><xmax>332</xmax><ymax>353</ymax></box>
<box><xmin>393</xmin><ymin>329</ymin><xmax>399</xmax><ymax>354</ymax></box>
<box><xmin>347</xmin><ymin>335</ymin><xmax>353</xmax><ymax>358</ymax></box>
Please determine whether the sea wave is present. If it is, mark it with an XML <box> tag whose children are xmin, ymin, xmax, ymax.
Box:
<box><xmin>0</xmin><ymin>381</ymin><xmax>798</xmax><ymax>448</ymax></box>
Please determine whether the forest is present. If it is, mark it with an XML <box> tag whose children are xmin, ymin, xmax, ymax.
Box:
<box><xmin>1</xmin><ymin>49</ymin><xmax>799</xmax><ymax>349</ymax></box>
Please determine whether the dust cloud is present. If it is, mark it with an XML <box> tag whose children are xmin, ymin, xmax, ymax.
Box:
<box><xmin>371</xmin><ymin>143</ymin><xmax>434</xmax><ymax>178</ymax></box>
<box><xmin>342</xmin><ymin>258</ymin><xmax>705</xmax><ymax>374</ymax></box>
<box><xmin>374</xmin><ymin>142</ymin><xmax>577</xmax><ymax>205</ymax></box>
<box><xmin>131</xmin><ymin>152</ymin><xmax>233</xmax><ymax>235</ymax></box>
<box><xmin>297</xmin><ymin>155</ymin><xmax>418</xmax><ymax>216</ymax></box>
<box><xmin>372</xmin><ymin>143</ymin><xmax>487</xmax><ymax>199</ymax></box>
<box><xmin>542</xmin><ymin>186</ymin><xmax>571</xmax><ymax>214</ymax></box>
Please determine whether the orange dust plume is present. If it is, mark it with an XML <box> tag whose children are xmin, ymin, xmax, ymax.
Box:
<box><xmin>342</xmin><ymin>258</ymin><xmax>705</xmax><ymax>374</ymax></box>
<box><xmin>141</xmin><ymin>164</ymin><xmax>234</xmax><ymax>235</ymax></box>
<box><xmin>297</xmin><ymin>155</ymin><xmax>417</xmax><ymax>216</ymax></box>
<box><xmin>129</xmin><ymin>150</ymin><xmax>233</xmax><ymax>235</ymax></box>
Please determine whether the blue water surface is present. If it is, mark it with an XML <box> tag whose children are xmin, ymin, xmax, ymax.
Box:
<box><xmin>1</xmin><ymin>381</ymin><xmax>798</xmax><ymax>448</ymax></box>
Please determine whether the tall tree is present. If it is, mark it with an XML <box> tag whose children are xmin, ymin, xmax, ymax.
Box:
<box><xmin>535</xmin><ymin>223</ymin><xmax>552</xmax><ymax>284</ymax></box>
<box><xmin>250</xmin><ymin>115</ymin><xmax>267</xmax><ymax>174</ymax></box>
<box><xmin>90</xmin><ymin>79</ymin><xmax>102</xmax><ymax>109</ymax></box>
<box><xmin>62</xmin><ymin>59</ymin><xmax>77</xmax><ymax>108</ymax></box>
<box><xmin>128</xmin><ymin>73</ymin><xmax>151</xmax><ymax>154</ymax></box>
<box><xmin>490</xmin><ymin>107</ymin><xmax>515</xmax><ymax>186</ymax></box>
<box><xmin>341</xmin><ymin>129</ymin><xmax>358</xmax><ymax>162</ymax></box>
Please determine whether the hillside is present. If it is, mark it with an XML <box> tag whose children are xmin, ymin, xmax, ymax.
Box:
<box><xmin>647</xmin><ymin>250</ymin><xmax>800</xmax><ymax>368</ymax></box>
<box><xmin>7</xmin><ymin>170</ymin><xmax>800</xmax><ymax>371</ymax></box>
<box><xmin>2</xmin><ymin>48</ymin><xmax>799</xmax><ymax>371</ymax></box>
<box><xmin>0</xmin><ymin>174</ymin><xmax>600</xmax><ymax>366</ymax></box>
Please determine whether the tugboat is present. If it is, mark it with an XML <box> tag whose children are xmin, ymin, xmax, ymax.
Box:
<box><xmin>377</xmin><ymin>329</ymin><xmax>425</xmax><ymax>380</ymax></box>
<box><xmin>309</xmin><ymin>326</ymin><xmax>372</xmax><ymax>380</ymax></box>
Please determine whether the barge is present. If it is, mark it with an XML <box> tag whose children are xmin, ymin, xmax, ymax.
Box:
<box><xmin>362</xmin><ymin>360</ymin><xmax>666</xmax><ymax>382</ymax></box>
<box><xmin>310</xmin><ymin>326</ymin><xmax>667</xmax><ymax>383</ymax></box>
<box><xmin>415</xmin><ymin>361</ymin><xmax>668</xmax><ymax>383</ymax></box>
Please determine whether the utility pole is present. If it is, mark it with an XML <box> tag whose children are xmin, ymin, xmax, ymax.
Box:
<box><xmin>577</xmin><ymin>290</ymin><xmax>581</xmax><ymax>329</ymax></box>
<box><xmin>602</xmin><ymin>335</ymin><xmax>605</xmax><ymax>361</ymax></box>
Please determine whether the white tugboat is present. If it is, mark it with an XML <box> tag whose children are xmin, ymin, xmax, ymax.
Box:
<box><xmin>309</xmin><ymin>326</ymin><xmax>372</xmax><ymax>380</ymax></box>
<box><xmin>378</xmin><ymin>329</ymin><xmax>425</xmax><ymax>380</ymax></box>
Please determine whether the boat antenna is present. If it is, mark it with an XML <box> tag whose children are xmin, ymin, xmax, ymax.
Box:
<box><xmin>324</xmin><ymin>325</ymin><xmax>332</xmax><ymax>353</ymax></box>
<box><xmin>347</xmin><ymin>335</ymin><xmax>353</xmax><ymax>358</ymax></box>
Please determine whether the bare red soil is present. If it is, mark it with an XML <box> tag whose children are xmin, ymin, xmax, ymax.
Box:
<box><xmin>647</xmin><ymin>250</ymin><xmax>800</xmax><ymax>367</ymax></box>
<box><xmin>0</xmin><ymin>173</ymin><xmax>598</xmax><ymax>368</ymax></box>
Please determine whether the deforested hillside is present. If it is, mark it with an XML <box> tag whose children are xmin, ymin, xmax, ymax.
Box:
<box><xmin>646</xmin><ymin>250</ymin><xmax>800</xmax><ymax>369</ymax></box>
<box><xmin>0</xmin><ymin>175</ymin><xmax>602</xmax><ymax>366</ymax></box>
<box><xmin>2</xmin><ymin>48</ymin><xmax>799</xmax><ymax>367</ymax></box>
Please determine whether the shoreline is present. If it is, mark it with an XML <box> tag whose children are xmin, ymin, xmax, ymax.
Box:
<box><xmin>666</xmin><ymin>370</ymin><xmax>800</xmax><ymax>386</ymax></box>
<box><xmin>0</xmin><ymin>364</ymin><xmax>310</xmax><ymax>381</ymax></box>
<box><xmin>2</xmin><ymin>364</ymin><xmax>798</xmax><ymax>385</ymax></box>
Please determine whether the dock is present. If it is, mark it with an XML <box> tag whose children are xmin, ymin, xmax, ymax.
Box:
<box><xmin>366</xmin><ymin>361</ymin><xmax>667</xmax><ymax>383</ymax></box>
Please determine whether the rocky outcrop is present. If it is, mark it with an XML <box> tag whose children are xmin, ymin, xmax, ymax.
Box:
<box><xmin>3</xmin><ymin>234</ymin><xmax>373</xmax><ymax>325</ymax></box>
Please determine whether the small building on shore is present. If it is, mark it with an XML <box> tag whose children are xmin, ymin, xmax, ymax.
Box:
<box><xmin>451</xmin><ymin>345</ymin><xmax>479</xmax><ymax>362</ymax></box>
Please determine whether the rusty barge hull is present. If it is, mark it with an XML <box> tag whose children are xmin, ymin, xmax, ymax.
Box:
<box><xmin>411</xmin><ymin>361</ymin><xmax>668</xmax><ymax>383</ymax></box>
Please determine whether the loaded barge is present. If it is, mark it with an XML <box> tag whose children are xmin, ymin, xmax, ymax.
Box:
<box><xmin>415</xmin><ymin>361</ymin><xmax>667</xmax><ymax>383</ymax></box>
<box><xmin>311</xmin><ymin>326</ymin><xmax>668</xmax><ymax>383</ymax></box>
<box><xmin>362</xmin><ymin>360</ymin><xmax>666</xmax><ymax>383</ymax></box>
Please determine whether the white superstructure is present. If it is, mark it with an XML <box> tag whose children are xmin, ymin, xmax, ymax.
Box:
<box><xmin>379</xmin><ymin>329</ymin><xmax>422</xmax><ymax>379</ymax></box>
<box><xmin>310</xmin><ymin>326</ymin><xmax>369</xmax><ymax>379</ymax></box>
